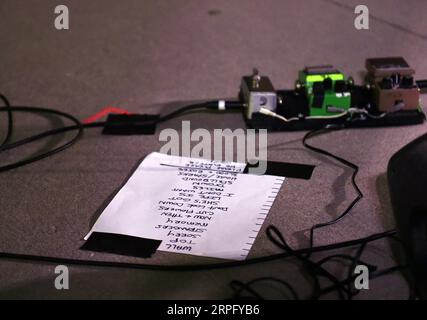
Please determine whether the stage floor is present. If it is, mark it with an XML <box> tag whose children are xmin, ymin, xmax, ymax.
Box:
<box><xmin>1</xmin><ymin>0</ymin><xmax>427</xmax><ymax>299</ymax></box>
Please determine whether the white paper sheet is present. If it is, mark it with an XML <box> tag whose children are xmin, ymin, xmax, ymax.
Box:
<box><xmin>85</xmin><ymin>152</ymin><xmax>285</xmax><ymax>260</ymax></box>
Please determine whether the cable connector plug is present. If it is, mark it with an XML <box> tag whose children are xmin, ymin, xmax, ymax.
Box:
<box><xmin>259</xmin><ymin>108</ymin><xmax>299</xmax><ymax>122</ymax></box>
<box><xmin>259</xmin><ymin>107</ymin><xmax>278</xmax><ymax>118</ymax></box>
<box><xmin>204</xmin><ymin>100</ymin><xmax>246</xmax><ymax>111</ymax></box>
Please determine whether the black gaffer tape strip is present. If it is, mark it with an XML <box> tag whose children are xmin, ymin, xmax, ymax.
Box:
<box><xmin>81</xmin><ymin>232</ymin><xmax>161</xmax><ymax>258</ymax></box>
<box><xmin>102</xmin><ymin>114</ymin><xmax>160</xmax><ymax>135</ymax></box>
<box><xmin>244</xmin><ymin>160</ymin><xmax>315</xmax><ymax>180</ymax></box>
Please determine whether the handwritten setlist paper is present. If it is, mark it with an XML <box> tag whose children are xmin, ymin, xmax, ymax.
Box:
<box><xmin>85</xmin><ymin>153</ymin><xmax>285</xmax><ymax>260</ymax></box>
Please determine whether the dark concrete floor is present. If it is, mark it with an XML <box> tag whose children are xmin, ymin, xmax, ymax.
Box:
<box><xmin>1</xmin><ymin>0</ymin><xmax>427</xmax><ymax>299</ymax></box>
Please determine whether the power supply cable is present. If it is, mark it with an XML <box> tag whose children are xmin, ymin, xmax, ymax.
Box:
<box><xmin>302</xmin><ymin>126</ymin><xmax>363</xmax><ymax>249</ymax></box>
<box><xmin>259</xmin><ymin>107</ymin><xmax>388</xmax><ymax>123</ymax></box>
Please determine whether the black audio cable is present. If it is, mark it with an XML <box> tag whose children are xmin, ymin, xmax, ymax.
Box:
<box><xmin>230</xmin><ymin>276</ymin><xmax>300</xmax><ymax>300</ymax></box>
<box><xmin>0</xmin><ymin>96</ymin><xmax>245</xmax><ymax>173</ymax></box>
<box><xmin>158</xmin><ymin>100</ymin><xmax>245</xmax><ymax>123</ymax></box>
<box><xmin>0</xmin><ymin>224</ymin><xmax>402</xmax><ymax>300</ymax></box>
<box><xmin>0</xmin><ymin>93</ymin><xmax>13</xmax><ymax>147</ymax></box>
<box><xmin>230</xmin><ymin>226</ymin><xmax>408</xmax><ymax>300</ymax></box>
<box><xmin>0</xmin><ymin>106</ymin><xmax>85</xmax><ymax>173</ymax></box>
<box><xmin>0</xmin><ymin>228</ymin><xmax>396</xmax><ymax>271</ymax></box>
<box><xmin>266</xmin><ymin>225</ymin><xmax>349</xmax><ymax>299</ymax></box>
<box><xmin>302</xmin><ymin>125</ymin><xmax>363</xmax><ymax>250</ymax></box>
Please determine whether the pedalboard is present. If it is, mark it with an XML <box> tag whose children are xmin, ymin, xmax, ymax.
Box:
<box><xmin>241</xmin><ymin>57</ymin><xmax>427</xmax><ymax>131</ymax></box>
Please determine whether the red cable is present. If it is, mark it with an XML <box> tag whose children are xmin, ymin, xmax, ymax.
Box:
<box><xmin>83</xmin><ymin>107</ymin><xmax>132</xmax><ymax>124</ymax></box>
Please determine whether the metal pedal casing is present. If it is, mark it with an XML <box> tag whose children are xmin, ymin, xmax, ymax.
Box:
<box><xmin>240</xmin><ymin>73</ymin><xmax>277</xmax><ymax>119</ymax></box>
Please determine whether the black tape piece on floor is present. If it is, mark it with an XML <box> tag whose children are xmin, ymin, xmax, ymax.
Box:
<box><xmin>81</xmin><ymin>232</ymin><xmax>161</xmax><ymax>258</ymax></box>
<box><xmin>102</xmin><ymin>114</ymin><xmax>160</xmax><ymax>135</ymax></box>
<box><xmin>244</xmin><ymin>160</ymin><xmax>315</xmax><ymax>180</ymax></box>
